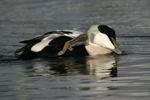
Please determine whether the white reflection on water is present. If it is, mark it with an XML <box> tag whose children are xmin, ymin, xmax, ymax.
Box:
<box><xmin>9</xmin><ymin>55</ymin><xmax>119</xmax><ymax>99</ymax></box>
<box><xmin>9</xmin><ymin>54</ymin><xmax>120</xmax><ymax>99</ymax></box>
<box><xmin>18</xmin><ymin>54</ymin><xmax>120</xmax><ymax>78</ymax></box>
<box><xmin>86</xmin><ymin>55</ymin><xmax>119</xmax><ymax>78</ymax></box>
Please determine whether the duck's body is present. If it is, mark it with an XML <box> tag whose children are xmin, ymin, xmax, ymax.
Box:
<box><xmin>15</xmin><ymin>31</ymin><xmax>89</xmax><ymax>59</ymax></box>
<box><xmin>15</xmin><ymin>25</ymin><xmax>122</xmax><ymax>59</ymax></box>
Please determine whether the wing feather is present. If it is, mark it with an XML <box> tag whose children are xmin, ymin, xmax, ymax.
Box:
<box><xmin>15</xmin><ymin>31</ymin><xmax>73</xmax><ymax>54</ymax></box>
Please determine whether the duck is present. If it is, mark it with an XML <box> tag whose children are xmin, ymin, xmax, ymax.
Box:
<box><xmin>15</xmin><ymin>25</ymin><xmax>122</xmax><ymax>59</ymax></box>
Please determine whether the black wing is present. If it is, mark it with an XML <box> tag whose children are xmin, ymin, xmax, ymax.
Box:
<box><xmin>14</xmin><ymin>31</ymin><xmax>73</xmax><ymax>54</ymax></box>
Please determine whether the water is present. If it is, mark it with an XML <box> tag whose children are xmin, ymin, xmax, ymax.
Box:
<box><xmin>0</xmin><ymin>0</ymin><xmax>150</xmax><ymax>100</ymax></box>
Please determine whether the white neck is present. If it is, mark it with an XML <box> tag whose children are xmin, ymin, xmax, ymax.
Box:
<box><xmin>85</xmin><ymin>42</ymin><xmax>112</xmax><ymax>56</ymax></box>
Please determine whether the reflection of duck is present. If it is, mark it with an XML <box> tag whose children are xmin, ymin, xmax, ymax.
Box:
<box><xmin>15</xmin><ymin>25</ymin><xmax>122</xmax><ymax>59</ymax></box>
<box><xmin>86</xmin><ymin>55</ymin><xmax>119</xmax><ymax>78</ymax></box>
<box><xmin>12</xmin><ymin>55</ymin><xmax>119</xmax><ymax>100</ymax></box>
<box><xmin>21</xmin><ymin>55</ymin><xmax>119</xmax><ymax>78</ymax></box>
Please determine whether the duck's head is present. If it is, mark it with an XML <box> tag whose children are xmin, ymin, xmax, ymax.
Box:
<box><xmin>87</xmin><ymin>25</ymin><xmax>122</xmax><ymax>54</ymax></box>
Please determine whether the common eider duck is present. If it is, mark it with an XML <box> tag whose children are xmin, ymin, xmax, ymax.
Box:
<box><xmin>15</xmin><ymin>25</ymin><xmax>122</xmax><ymax>59</ymax></box>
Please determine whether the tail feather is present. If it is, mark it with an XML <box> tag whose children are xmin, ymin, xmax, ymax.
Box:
<box><xmin>14</xmin><ymin>44</ymin><xmax>32</xmax><ymax>54</ymax></box>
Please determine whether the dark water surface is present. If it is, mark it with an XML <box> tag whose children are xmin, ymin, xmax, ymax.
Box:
<box><xmin>0</xmin><ymin>0</ymin><xmax>150</xmax><ymax>100</ymax></box>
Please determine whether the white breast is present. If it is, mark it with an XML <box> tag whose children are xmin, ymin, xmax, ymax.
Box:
<box><xmin>85</xmin><ymin>42</ymin><xmax>112</xmax><ymax>56</ymax></box>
